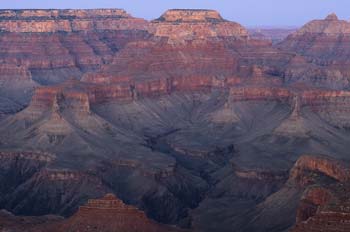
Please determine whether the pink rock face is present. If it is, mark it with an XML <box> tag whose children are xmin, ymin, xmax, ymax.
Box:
<box><xmin>278</xmin><ymin>14</ymin><xmax>350</xmax><ymax>88</ymax></box>
<box><xmin>0</xmin><ymin>9</ymin><xmax>148</xmax><ymax>32</ymax></box>
<box><xmin>295</xmin><ymin>187</ymin><xmax>333</xmax><ymax>223</ymax></box>
<box><xmin>292</xmin><ymin>186</ymin><xmax>350</xmax><ymax>232</ymax></box>
<box><xmin>41</xmin><ymin>194</ymin><xmax>184</xmax><ymax>232</ymax></box>
<box><xmin>290</xmin><ymin>155</ymin><xmax>349</xmax><ymax>186</ymax></box>
<box><xmin>0</xmin><ymin>9</ymin><xmax>151</xmax><ymax>90</ymax></box>
<box><xmin>149</xmin><ymin>9</ymin><xmax>248</xmax><ymax>42</ymax></box>
<box><xmin>27</xmin><ymin>83</ymin><xmax>91</xmax><ymax>117</ymax></box>
<box><xmin>3</xmin><ymin>8</ymin><xmax>350</xmax><ymax>232</ymax></box>
<box><xmin>0</xmin><ymin>194</ymin><xmax>184</xmax><ymax>232</ymax></box>
<box><xmin>289</xmin><ymin>155</ymin><xmax>350</xmax><ymax>232</ymax></box>
<box><xmin>157</xmin><ymin>9</ymin><xmax>224</xmax><ymax>22</ymax></box>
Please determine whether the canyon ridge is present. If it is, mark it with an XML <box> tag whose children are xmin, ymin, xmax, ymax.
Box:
<box><xmin>0</xmin><ymin>8</ymin><xmax>350</xmax><ymax>232</ymax></box>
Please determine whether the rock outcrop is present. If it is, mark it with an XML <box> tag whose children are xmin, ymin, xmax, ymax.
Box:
<box><xmin>0</xmin><ymin>9</ymin><xmax>148</xmax><ymax>32</ymax></box>
<box><xmin>0</xmin><ymin>9</ymin><xmax>151</xmax><ymax>109</ymax></box>
<box><xmin>150</xmin><ymin>9</ymin><xmax>248</xmax><ymax>43</ymax></box>
<box><xmin>1</xmin><ymin>8</ymin><xmax>350</xmax><ymax>232</ymax></box>
<box><xmin>278</xmin><ymin>13</ymin><xmax>350</xmax><ymax>88</ymax></box>
<box><xmin>0</xmin><ymin>194</ymin><xmax>184</xmax><ymax>232</ymax></box>
<box><xmin>290</xmin><ymin>155</ymin><xmax>349</xmax><ymax>185</ymax></box>
<box><xmin>50</xmin><ymin>193</ymin><xmax>183</xmax><ymax>232</ymax></box>
<box><xmin>290</xmin><ymin>155</ymin><xmax>350</xmax><ymax>232</ymax></box>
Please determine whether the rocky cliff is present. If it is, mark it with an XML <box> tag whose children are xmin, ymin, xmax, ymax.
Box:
<box><xmin>0</xmin><ymin>194</ymin><xmax>184</xmax><ymax>232</ymax></box>
<box><xmin>0</xmin><ymin>9</ymin><xmax>148</xmax><ymax>32</ymax></box>
<box><xmin>278</xmin><ymin>13</ymin><xmax>350</xmax><ymax>88</ymax></box>
<box><xmin>1</xmin><ymin>8</ymin><xmax>350</xmax><ymax>232</ymax></box>
<box><xmin>150</xmin><ymin>9</ymin><xmax>248</xmax><ymax>43</ymax></box>
<box><xmin>0</xmin><ymin>9</ymin><xmax>150</xmax><ymax>112</ymax></box>
<box><xmin>50</xmin><ymin>193</ymin><xmax>184</xmax><ymax>232</ymax></box>
<box><xmin>290</xmin><ymin>155</ymin><xmax>350</xmax><ymax>232</ymax></box>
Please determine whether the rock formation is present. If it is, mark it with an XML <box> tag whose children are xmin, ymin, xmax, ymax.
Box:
<box><xmin>290</xmin><ymin>155</ymin><xmax>350</xmax><ymax>232</ymax></box>
<box><xmin>150</xmin><ymin>9</ymin><xmax>248</xmax><ymax>43</ymax></box>
<box><xmin>51</xmin><ymin>193</ymin><xmax>183</xmax><ymax>232</ymax></box>
<box><xmin>0</xmin><ymin>9</ymin><xmax>148</xmax><ymax>32</ymax></box>
<box><xmin>278</xmin><ymin>13</ymin><xmax>350</xmax><ymax>88</ymax></box>
<box><xmin>274</xmin><ymin>95</ymin><xmax>310</xmax><ymax>137</ymax></box>
<box><xmin>0</xmin><ymin>194</ymin><xmax>184</xmax><ymax>232</ymax></box>
<box><xmin>248</xmin><ymin>27</ymin><xmax>297</xmax><ymax>43</ymax></box>
<box><xmin>0</xmin><ymin>9</ymin><xmax>151</xmax><ymax>113</ymax></box>
<box><xmin>1</xmin><ymin>8</ymin><xmax>350</xmax><ymax>232</ymax></box>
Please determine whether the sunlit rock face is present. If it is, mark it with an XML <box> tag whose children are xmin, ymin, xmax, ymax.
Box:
<box><xmin>0</xmin><ymin>9</ymin><xmax>148</xmax><ymax>32</ymax></box>
<box><xmin>149</xmin><ymin>9</ymin><xmax>248</xmax><ymax>43</ymax></box>
<box><xmin>0</xmin><ymin>9</ymin><xmax>151</xmax><ymax>111</ymax></box>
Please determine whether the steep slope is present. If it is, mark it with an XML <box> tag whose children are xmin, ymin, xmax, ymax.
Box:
<box><xmin>149</xmin><ymin>9</ymin><xmax>248</xmax><ymax>42</ymax></box>
<box><xmin>1</xmin><ymin>8</ymin><xmax>350</xmax><ymax>232</ymax></box>
<box><xmin>0</xmin><ymin>9</ymin><xmax>151</xmax><ymax>115</ymax></box>
<box><xmin>291</xmin><ymin>156</ymin><xmax>350</xmax><ymax>232</ymax></box>
<box><xmin>49</xmin><ymin>193</ymin><xmax>184</xmax><ymax>232</ymax></box>
<box><xmin>191</xmin><ymin>155</ymin><xmax>350</xmax><ymax>232</ymax></box>
<box><xmin>0</xmin><ymin>194</ymin><xmax>184</xmax><ymax>232</ymax></box>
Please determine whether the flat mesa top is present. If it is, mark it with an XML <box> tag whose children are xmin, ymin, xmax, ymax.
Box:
<box><xmin>0</xmin><ymin>9</ymin><xmax>130</xmax><ymax>19</ymax></box>
<box><xmin>156</xmin><ymin>9</ymin><xmax>224</xmax><ymax>22</ymax></box>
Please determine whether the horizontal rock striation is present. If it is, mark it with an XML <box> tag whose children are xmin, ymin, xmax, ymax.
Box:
<box><xmin>290</xmin><ymin>155</ymin><xmax>349</xmax><ymax>185</ymax></box>
<box><xmin>291</xmin><ymin>160</ymin><xmax>350</xmax><ymax>232</ymax></box>
<box><xmin>0</xmin><ymin>9</ymin><xmax>151</xmax><ymax>103</ymax></box>
<box><xmin>56</xmin><ymin>193</ymin><xmax>184</xmax><ymax>232</ymax></box>
<box><xmin>2</xmin><ymin>8</ymin><xmax>350</xmax><ymax>232</ymax></box>
<box><xmin>150</xmin><ymin>9</ymin><xmax>248</xmax><ymax>42</ymax></box>
<box><xmin>0</xmin><ymin>9</ymin><xmax>148</xmax><ymax>32</ymax></box>
<box><xmin>155</xmin><ymin>9</ymin><xmax>224</xmax><ymax>22</ymax></box>
<box><xmin>0</xmin><ymin>194</ymin><xmax>185</xmax><ymax>232</ymax></box>
<box><xmin>278</xmin><ymin>14</ymin><xmax>350</xmax><ymax>88</ymax></box>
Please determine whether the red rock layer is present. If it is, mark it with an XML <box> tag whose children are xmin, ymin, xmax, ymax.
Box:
<box><xmin>290</xmin><ymin>155</ymin><xmax>350</xmax><ymax>232</ymax></box>
<box><xmin>0</xmin><ymin>31</ymin><xmax>150</xmax><ymax>74</ymax></box>
<box><xmin>293</xmin><ymin>202</ymin><xmax>350</xmax><ymax>232</ymax></box>
<box><xmin>47</xmin><ymin>193</ymin><xmax>183</xmax><ymax>232</ymax></box>
<box><xmin>278</xmin><ymin>14</ymin><xmax>350</xmax><ymax>88</ymax></box>
<box><xmin>0</xmin><ymin>194</ymin><xmax>184</xmax><ymax>232</ymax></box>
<box><xmin>279</xmin><ymin>13</ymin><xmax>350</xmax><ymax>59</ymax></box>
<box><xmin>0</xmin><ymin>9</ymin><xmax>148</xmax><ymax>32</ymax></box>
<box><xmin>290</xmin><ymin>155</ymin><xmax>349</xmax><ymax>186</ymax></box>
<box><xmin>22</xmin><ymin>82</ymin><xmax>91</xmax><ymax>121</ymax></box>
<box><xmin>149</xmin><ymin>9</ymin><xmax>248</xmax><ymax>42</ymax></box>
<box><xmin>295</xmin><ymin>186</ymin><xmax>333</xmax><ymax>223</ymax></box>
<box><xmin>0</xmin><ymin>9</ymin><xmax>150</xmax><ymax>89</ymax></box>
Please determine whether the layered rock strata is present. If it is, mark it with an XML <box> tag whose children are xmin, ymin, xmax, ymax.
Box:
<box><xmin>290</xmin><ymin>155</ymin><xmax>350</xmax><ymax>232</ymax></box>
<box><xmin>0</xmin><ymin>194</ymin><xmax>184</xmax><ymax>232</ymax></box>
<box><xmin>52</xmin><ymin>193</ymin><xmax>183</xmax><ymax>232</ymax></box>
<box><xmin>150</xmin><ymin>9</ymin><xmax>248</xmax><ymax>42</ymax></box>
<box><xmin>278</xmin><ymin>13</ymin><xmax>350</xmax><ymax>88</ymax></box>
<box><xmin>0</xmin><ymin>9</ymin><xmax>148</xmax><ymax>32</ymax></box>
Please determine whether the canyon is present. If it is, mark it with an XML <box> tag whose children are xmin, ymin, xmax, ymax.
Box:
<box><xmin>0</xmin><ymin>8</ymin><xmax>350</xmax><ymax>232</ymax></box>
